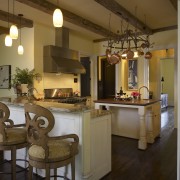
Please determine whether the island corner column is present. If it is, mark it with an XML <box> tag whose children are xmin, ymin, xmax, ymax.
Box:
<box><xmin>146</xmin><ymin>109</ymin><xmax>155</xmax><ymax>144</ymax></box>
<box><xmin>138</xmin><ymin>106</ymin><xmax>147</xmax><ymax>150</ymax></box>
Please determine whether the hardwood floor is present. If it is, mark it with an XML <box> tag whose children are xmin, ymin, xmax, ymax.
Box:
<box><xmin>101</xmin><ymin>106</ymin><xmax>177</xmax><ymax>180</ymax></box>
<box><xmin>0</xmin><ymin>107</ymin><xmax>176</xmax><ymax>180</ymax></box>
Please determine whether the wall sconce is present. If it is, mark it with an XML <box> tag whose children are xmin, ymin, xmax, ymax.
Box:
<box><xmin>5</xmin><ymin>0</ymin><xmax>12</xmax><ymax>47</ymax></box>
<box><xmin>53</xmin><ymin>0</ymin><xmax>63</xmax><ymax>27</ymax></box>
<box><xmin>18</xmin><ymin>14</ymin><xmax>24</xmax><ymax>55</ymax></box>
<box><xmin>10</xmin><ymin>0</ymin><xmax>18</xmax><ymax>39</ymax></box>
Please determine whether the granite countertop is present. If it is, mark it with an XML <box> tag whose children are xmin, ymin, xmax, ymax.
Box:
<box><xmin>91</xmin><ymin>109</ymin><xmax>112</xmax><ymax>119</ymax></box>
<box><xmin>94</xmin><ymin>98</ymin><xmax>160</xmax><ymax>106</ymax></box>
<box><xmin>0</xmin><ymin>96</ymin><xmax>91</xmax><ymax>113</ymax></box>
<box><xmin>0</xmin><ymin>96</ymin><xmax>113</xmax><ymax>119</ymax></box>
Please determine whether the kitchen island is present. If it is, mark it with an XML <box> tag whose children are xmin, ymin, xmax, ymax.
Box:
<box><xmin>0</xmin><ymin>96</ymin><xmax>112</xmax><ymax>180</ymax></box>
<box><xmin>94</xmin><ymin>98</ymin><xmax>161</xmax><ymax>150</ymax></box>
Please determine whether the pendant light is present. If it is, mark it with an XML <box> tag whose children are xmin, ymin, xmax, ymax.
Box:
<box><xmin>5</xmin><ymin>35</ymin><xmax>12</xmax><ymax>47</ymax></box>
<box><xmin>18</xmin><ymin>14</ymin><xmax>24</xmax><ymax>55</ymax></box>
<box><xmin>10</xmin><ymin>0</ymin><xmax>18</xmax><ymax>39</ymax></box>
<box><xmin>5</xmin><ymin>0</ymin><xmax>12</xmax><ymax>47</ymax></box>
<box><xmin>10</xmin><ymin>25</ymin><xmax>18</xmax><ymax>39</ymax></box>
<box><xmin>53</xmin><ymin>0</ymin><xmax>63</xmax><ymax>27</ymax></box>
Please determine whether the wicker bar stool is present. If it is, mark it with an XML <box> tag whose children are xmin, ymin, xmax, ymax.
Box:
<box><xmin>0</xmin><ymin>102</ymin><xmax>28</xmax><ymax>180</ymax></box>
<box><xmin>24</xmin><ymin>103</ymin><xmax>79</xmax><ymax>180</ymax></box>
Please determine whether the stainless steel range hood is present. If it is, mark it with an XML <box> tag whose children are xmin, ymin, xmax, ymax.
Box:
<box><xmin>43</xmin><ymin>28</ymin><xmax>86</xmax><ymax>74</ymax></box>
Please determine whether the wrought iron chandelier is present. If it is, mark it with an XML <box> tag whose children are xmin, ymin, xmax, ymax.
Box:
<box><xmin>105</xmin><ymin>13</ymin><xmax>153</xmax><ymax>65</ymax></box>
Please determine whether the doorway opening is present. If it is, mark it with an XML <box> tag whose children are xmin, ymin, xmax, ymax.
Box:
<box><xmin>97</xmin><ymin>56</ymin><xmax>116</xmax><ymax>99</ymax></box>
<box><xmin>80</xmin><ymin>57</ymin><xmax>91</xmax><ymax>97</ymax></box>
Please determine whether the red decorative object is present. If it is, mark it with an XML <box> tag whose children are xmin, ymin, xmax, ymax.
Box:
<box><xmin>131</xmin><ymin>91</ymin><xmax>140</xmax><ymax>97</ymax></box>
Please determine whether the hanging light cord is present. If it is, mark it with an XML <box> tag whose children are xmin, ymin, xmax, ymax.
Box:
<box><xmin>8</xmin><ymin>0</ymin><xmax>9</xmax><ymax>28</ymax></box>
<box><xmin>19</xmin><ymin>15</ymin><xmax>22</xmax><ymax>44</ymax></box>
<box><xmin>13</xmin><ymin>0</ymin><xmax>15</xmax><ymax>22</ymax></box>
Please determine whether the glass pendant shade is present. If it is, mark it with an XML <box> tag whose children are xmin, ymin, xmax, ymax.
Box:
<box><xmin>18</xmin><ymin>45</ymin><xmax>24</xmax><ymax>55</ymax></box>
<box><xmin>53</xmin><ymin>8</ymin><xmax>63</xmax><ymax>27</ymax></box>
<box><xmin>10</xmin><ymin>24</ymin><xmax>18</xmax><ymax>39</ymax></box>
<box><xmin>5</xmin><ymin>35</ymin><xmax>12</xmax><ymax>47</ymax></box>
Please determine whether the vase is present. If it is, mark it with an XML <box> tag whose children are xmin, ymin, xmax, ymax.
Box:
<box><xmin>21</xmin><ymin>84</ymin><xmax>28</xmax><ymax>95</ymax></box>
<box><xmin>133</xmin><ymin>96</ymin><xmax>137</xmax><ymax>99</ymax></box>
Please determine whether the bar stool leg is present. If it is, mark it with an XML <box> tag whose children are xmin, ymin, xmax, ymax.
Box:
<box><xmin>71</xmin><ymin>157</ymin><xmax>75</xmax><ymax>180</ymax></box>
<box><xmin>0</xmin><ymin>151</ymin><xmax>3</xmax><ymax>162</ymax></box>
<box><xmin>54</xmin><ymin>168</ymin><xmax>57</xmax><ymax>180</ymax></box>
<box><xmin>11</xmin><ymin>147</ymin><xmax>16</xmax><ymax>180</ymax></box>
<box><xmin>29</xmin><ymin>164</ymin><xmax>33</xmax><ymax>180</ymax></box>
<box><xmin>46</xmin><ymin>166</ymin><xmax>50</xmax><ymax>180</ymax></box>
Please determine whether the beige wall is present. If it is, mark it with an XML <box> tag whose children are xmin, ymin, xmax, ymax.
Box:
<box><xmin>149</xmin><ymin>49</ymin><xmax>175</xmax><ymax>103</ymax></box>
<box><xmin>160</xmin><ymin>58</ymin><xmax>174</xmax><ymax>106</ymax></box>
<box><xmin>0</xmin><ymin>27</ymin><xmax>34</xmax><ymax>97</ymax></box>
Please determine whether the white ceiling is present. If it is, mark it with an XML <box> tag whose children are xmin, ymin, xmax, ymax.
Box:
<box><xmin>0</xmin><ymin>0</ymin><xmax>177</xmax><ymax>40</ymax></box>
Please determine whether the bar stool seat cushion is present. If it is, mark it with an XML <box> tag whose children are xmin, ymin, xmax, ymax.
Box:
<box><xmin>29</xmin><ymin>139</ymin><xmax>73</xmax><ymax>162</ymax></box>
<box><xmin>0</xmin><ymin>127</ymin><xmax>26</xmax><ymax>145</ymax></box>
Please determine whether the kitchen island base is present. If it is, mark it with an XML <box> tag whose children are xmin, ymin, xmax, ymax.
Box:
<box><xmin>94</xmin><ymin>99</ymin><xmax>161</xmax><ymax>150</ymax></box>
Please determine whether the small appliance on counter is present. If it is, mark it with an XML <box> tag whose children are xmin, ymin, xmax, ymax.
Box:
<box><xmin>44</xmin><ymin>88</ymin><xmax>87</xmax><ymax>104</ymax></box>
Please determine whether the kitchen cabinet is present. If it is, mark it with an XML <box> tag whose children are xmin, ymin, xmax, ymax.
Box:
<box><xmin>161</xmin><ymin>94</ymin><xmax>168</xmax><ymax>109</ymax></box>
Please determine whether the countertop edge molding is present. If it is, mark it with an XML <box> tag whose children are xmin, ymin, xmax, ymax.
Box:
<box><xmin>94</xmin><ymin>98</ymin><xmax>161</xmax><ymax>106</ymax></box>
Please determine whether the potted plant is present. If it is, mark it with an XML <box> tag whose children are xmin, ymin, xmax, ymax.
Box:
<box><xmin>12</xmin><ymin>67</ymin><xmax>40</xmax><ymax>95</ymax></box>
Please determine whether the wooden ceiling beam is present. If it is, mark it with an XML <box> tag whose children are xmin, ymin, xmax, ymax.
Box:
<box><xmin>16</xmin><ymin>0</ymin><xmax>118</xmax><ymax>38</ymax></box>
<box><xmin>0</xmin><ymin>26</ymin><xmax>9</xmax><ymax>35</ymax></box>
<box><xmin>94</xmin><ymin>0</ymin><xmax>153</xmax><ymax>35</ymax></box>
<box><xmin>94</xmin><ymin>24</ymin><xmax>178</xmax><ymax>43</ymax></box>
<box><xmin>169</xmin><ymin>0</ymin><xmax>177</xmax><ymax>11</ymax></box>
<box><xmin>152</xmin><ymin>25</ymin><xmax>177</xmax><ymax>33</ymax></box>
<box><xmin>0</xmin><ymin>10</ymin><xmax>33</xmax><ymax>28</ymax></box>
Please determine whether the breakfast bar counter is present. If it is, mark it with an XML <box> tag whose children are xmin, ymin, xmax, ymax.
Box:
<box><xmin>94</xmin><ymin>98</ymin><xmax>161</xmax><ymax>150</ymax></box>
<box><xmin>0</xmin><ymin>96</ymin><xmax>112</xmax><ymax>180</ymax></box>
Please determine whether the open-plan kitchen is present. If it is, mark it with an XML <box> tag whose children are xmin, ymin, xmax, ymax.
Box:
<box><xmin>0</xmin><ymin>0</ymin><xmax>178</xmax><ymax>180</ymax></box>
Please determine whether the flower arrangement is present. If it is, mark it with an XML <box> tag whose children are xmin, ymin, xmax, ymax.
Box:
<box><xmin>131</xmin><ymin>91</ymin><xmax>140</xmax><ymax>97</ymax></box>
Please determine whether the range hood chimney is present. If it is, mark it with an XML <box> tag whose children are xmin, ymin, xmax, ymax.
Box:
<box><xmin>43</xmin><ymin>27</ymin><xmax>86</xmax><ymax>74</ymax></box>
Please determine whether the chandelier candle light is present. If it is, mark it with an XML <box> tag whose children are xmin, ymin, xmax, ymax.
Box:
<box><xmin>53</xmin><ymin>0</ymin><xmax>63</xmax><ymax>27</ymax></box>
